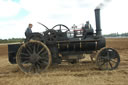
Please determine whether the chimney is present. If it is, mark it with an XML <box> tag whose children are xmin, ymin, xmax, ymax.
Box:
<box><xmin>95</xmin><ymin>8</ymin><xmax>102</xmax><ymax>36</ymax></box>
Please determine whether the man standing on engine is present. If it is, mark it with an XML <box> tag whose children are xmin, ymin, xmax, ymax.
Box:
<box><xmin>25</xmin><ymin>24</ymin><xmax>33</xmax><ymax>37</ymax></box>
<box><xmin>82</xmin><ymin>21</ymin><xmax>92</xmax><ymax>38</ymax></box>
<box><xmin>85</xmin><ymin>21</ymin><xmax>92</xmax><ymax>29</ymax></box>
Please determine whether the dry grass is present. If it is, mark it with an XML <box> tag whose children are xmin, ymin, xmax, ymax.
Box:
<box><xmin>0</xmin><ymin>38</ymin><xmax>128</xmax><ymax>85</ymax></box>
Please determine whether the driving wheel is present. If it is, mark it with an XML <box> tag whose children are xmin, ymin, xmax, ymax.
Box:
<box><xmin>16</xmin><ymin>40</ymin><xmax>52</xmax><ymax>74</ymax></box>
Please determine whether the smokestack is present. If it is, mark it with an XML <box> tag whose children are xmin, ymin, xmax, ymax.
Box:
<box><xmin>95</xmin><ymin>8</ymin><xmax>102</xmax><ymax>36</ymax></box>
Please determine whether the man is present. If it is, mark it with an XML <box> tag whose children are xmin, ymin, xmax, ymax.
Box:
<box><xmin>82</xmin><ymin>21</ymin><xmax>92</xmax><ymax>38</ymax></box>
<box><xmin>25</xmin><ymin>24</ymin><xmax>33</xmax><ymax>37</ymax></box>
<box><xmin>72</xmin><ymin>24</ymin><xmax>77</xmax><ymax>38</ymax></box>
<box><xmin>85</xmin><ymin>21</ymin><xmax>92</xmax><ymax>29</ymax></box>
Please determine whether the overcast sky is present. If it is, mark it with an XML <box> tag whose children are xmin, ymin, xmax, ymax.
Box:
<box><xmin>0</xmin><ymin>0</ymin><xmax>128</xmax><ymax>39</ymax></box>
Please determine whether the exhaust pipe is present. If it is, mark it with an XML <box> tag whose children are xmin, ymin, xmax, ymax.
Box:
<box><xmin>95</xmin><ymin>8</ymin><xmax>102</xmax><ymax>36</ymax></box>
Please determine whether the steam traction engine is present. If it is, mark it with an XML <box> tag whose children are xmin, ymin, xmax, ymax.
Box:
<box><xmin>8</xmin><ymin>9</ymin><xmax>120</xmax><ymax>73</ymax></box>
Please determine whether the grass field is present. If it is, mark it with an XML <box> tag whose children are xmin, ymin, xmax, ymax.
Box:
<box><xmin>0</xmin><ymin>38</ymin><xmax>128</xmax><ymax>85</ymax></box>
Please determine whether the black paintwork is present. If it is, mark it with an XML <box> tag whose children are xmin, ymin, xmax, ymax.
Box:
<box><xmin>8</xmin><ymin>8</ymin><xmax>106</xmax><ymax>64</ymax></box>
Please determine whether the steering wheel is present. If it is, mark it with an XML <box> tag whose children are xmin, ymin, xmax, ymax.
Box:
<box><xmin>52</xmin><ymin>24</ymin><xmax>70</xmax><ymax>32</ymax></box>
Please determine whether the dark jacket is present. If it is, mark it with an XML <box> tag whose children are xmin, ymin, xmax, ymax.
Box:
<box><xmin>25</xmin><ymin>28</ymin><xmax>32</xmax><ymax>37</ymax></box>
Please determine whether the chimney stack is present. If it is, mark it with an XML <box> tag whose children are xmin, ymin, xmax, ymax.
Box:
<box><xmin>95</xmin><ymin>8</ymin><xmax>102</xmax><ymax>36</ymax></box>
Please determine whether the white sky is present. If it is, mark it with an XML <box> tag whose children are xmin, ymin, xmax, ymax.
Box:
<box><xmin>0</xmin><ymin>0</ymin><xmax>128</xmax><ymax>39</ymax></box>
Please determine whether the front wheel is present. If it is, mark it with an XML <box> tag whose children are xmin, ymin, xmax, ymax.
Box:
<box><xmin>96</xmin><ymin>48</ymin><xmax>120</xmax><ymax>70</ymax></box>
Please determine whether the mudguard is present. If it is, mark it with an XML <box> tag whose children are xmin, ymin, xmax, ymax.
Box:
<box><xmin>8</xmin><ymin>43</ymin><xmax>22</xmax><ymax>64</ymax></box>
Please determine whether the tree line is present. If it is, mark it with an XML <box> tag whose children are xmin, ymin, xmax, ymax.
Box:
<box><xmin>0</xmin><ymin>38</ymin><xmax>24</xmax><ymax>43</ymax></box>
<box><xmin>104</xmin><ymin>32</ymin><xmax>128</xmax><ymax>37</ymax></box>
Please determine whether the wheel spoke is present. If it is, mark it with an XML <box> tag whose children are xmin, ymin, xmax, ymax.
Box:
<box><xmin>22</xmin><ymin>60</ymin><xmax>30</xmax><ymax>64</ymax></box>
<box><xmin>26</xmin><ymin>48</ymin><xmax>32</xmax><ymax>55</ymax></box>
<box><xmin>37</xmin><ymin>60</ymin><xmax>46</xmax><ymax>69</ymax></box>
<box><xmin>31</xmin><ymin>64</ymin><xmax>36</xmax><ymax>73</ymax></box>
<box><xmin>35</xmin><ymin>63</ymin><xmax>41</xmax><ymax>73</ymax></box>
<box><xmin>39</xmin><ymin>59</ymin><xmax>48</xmax><ymax>66</ymax></box>
<box><xmin>28</xmin><ymin>65</ymin><xmax>33</xmax><ymax>72</ymax></box>
<box><xmin>38</xmin><ymin>48</ymin><xmax>45</xmax><ymax>55</ymax></box>
<box><xmin>40</xmin><ymin>51</ymin><xmax>48</xmax><ymax>57</ymax></box>
<box><xmin>107</xmin><ymin>51</ymin><xmax>110</xmax><ymax>57</ymax></box>
<box><xmin>106</xmin><ymin>62</ymin><xmax>109</xmax><ymax>70</ymax></box>
<box><xmin>26</xmin><ymin>45</ymin><xmax>32</xmax><ymax>53</ymax></box>
<box><xmin>109</xmin><ymin>61</ymin><xmax>113</xmax><ymax>68</ymax></box>
<box><xmin>36</xmin><ymin>43</ymin><xmax>40</xmax><ymax>52</ymax></box>
<box><xmin>110</xmin><ymin>59</ymin><xmax>117</xmax><ymax>63</ymax></box>
<box><xmin>98</xmin><ymin>57</ymin><xmax>104</xmax><ymax>63</ymax></box>
<box><xmin>28</xmin><ymin>64</ymin><xmax>35</xmax><ymax>73</ymax></box>
<box><xmin>37</xmin><ymin>61</ymin><xmax>42</xmax><ymax>66</ymax></box>
<box><xmin>20</xmin><ymin>52</ymin><xmax>29</xmax><ymax>56</ymax></box>
<box><xmin>33</xmin><ymin>64</ymin><xmax>37</xmax><ymax>73</ymax></box>
<box><xmin>21</xmin><ymin>57</ymin><xmax>30</xmax><ymax>59</ymax></box>
<box><xmin>33</xmin><ymin>44</ymin><xmax>36</xmax><ymax>53</ymax></box>
<box><xmin>42</xmin><ymin>61</ymin><xmax>48</xmax><ymax>65</ymax></box>
<box><xmin>100</xmin><ymin>56</ymin><xmax>108</xmax><ymax>59</ymax></box>
<box><xmin>40</xmin><ymin>56</ymin><xmax>48</xmax><ymax>61</ymax></box>
<box><xmin>99</xmin><ymin>61</ymin><xmax>105</xmax><ymax>67</ymax></box>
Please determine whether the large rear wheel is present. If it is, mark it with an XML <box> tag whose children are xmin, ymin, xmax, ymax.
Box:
<box><xmin>16</xmin><ymin>40</ymin><xmax>52</xmax><ymax>74</ymax></box>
